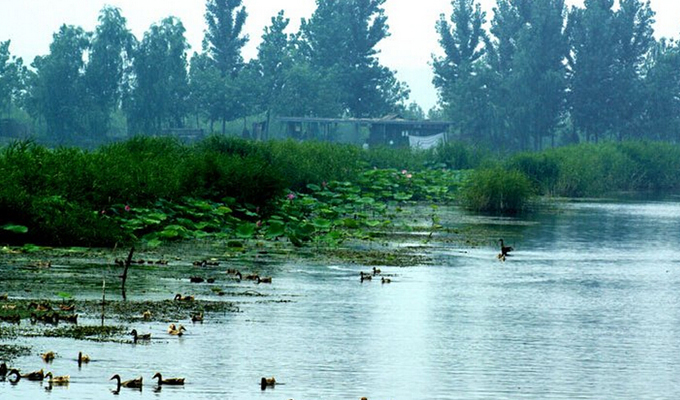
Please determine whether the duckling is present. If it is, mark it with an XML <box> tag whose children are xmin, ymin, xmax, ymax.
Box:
<box><xmin>41</xmin><ymin>351</ymin><xmax>56</xmax><ymax>362</ymax></box>
<box><xmin>167</xmin><ymin>323</ymin><xmax>177</xmax><ymax>333</ymax></box>
<box><xmin>45</xmin><ymin>372</ymin><xmax>69</xmax><ymax>385</ymax></box>
<box><xmin>60</xmin><ymin>314</ymin><xmax>78</xmax><ymax>324</ymax></box>
<box><xmin>260</xmin><ymin>376</ymin><xmax>276</xmax><ymax>390</ymax></box>
<box><xmin>174</xmin><ymin>294</ymin><xmax>194</xmax><ymax>301</ymax></box>
<box><xmin>9</xmin><ymin>368</ymin><xmax>44</xmax><ymax>381</ymax></box>
<box><xmin>59</xmin><ymin>304</ymin><xmax>75</xmax><ymax>312</ymax></box>
<box><xmin>244</xmin><ymin>273</ymin><xmax>259</xmax><ymax>281</ymax></box>
<box><xmin>381</xmin><ymin>277</ymin><xmax>391</xmax><ymax>284</ymax></box>
<box><xmin>191</xmin><ymin>312</ymin><xmax>204</xmax><ymax>323</ymax></box>
<box><xmin>497</xmin><ymin>253</ymin><xmax>506</xmax><ymax>262</ymax></box>
<box><xmin>0</xmin><ymin>293</ymin><xmax>8</xmax><ymax>301</ymax></box>
<box><xmin>152</xmin><ymin>372</ymin><xmax>185</xmax><ymax>385</ymax></box>
<box><xmin>130</xmin><ymin>329</ymin><xmax>151</xmax><ymax>342</ymax></box>
<box><xmin>168</xmin><ymin>324</ymin><xmax>186</xmax><ymax>336</ymax></box>
<box><xmin>110</xmin><ymin>374</ymin><xmax>143</xmax><ymax>388</ymax></box>
<box><xmin>372</xmin><ymin>267</ymin><xmax>381</xmax><ymax>275</ymax></box>
<box><xmin>78</xmin><ymin>351</ymin><xmax>90</xmax><ymax>365</ymax></box>
<box><xmin>256</xmin><ymin>276</ymin><xmax>272</xmax><ymax>284</ymax></box>
<box><xmin>142</xmin><ymin>310</ymin><xmax>152</xmax><ymax>320</ymax></box>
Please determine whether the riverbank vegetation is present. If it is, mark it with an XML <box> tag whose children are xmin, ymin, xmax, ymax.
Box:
<box><xmin>1</xmin><ymin>137</ymin><xmax>680</xmax><ymax>248</ymax></box>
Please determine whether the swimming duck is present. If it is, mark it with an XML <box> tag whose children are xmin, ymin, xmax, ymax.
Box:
<box><xmin>174</xmin><ymin>294</ymin><xmax>194</xmax><ymax>301</ymax></box>
<box><xmin>45</xmin><ymin>372</ymin><xmax>70</xmax><ymax>385</ymax></box>
<box><xmin>130</xmin><ymin>329</ymin><xmax>151</xmax><ymax>342</ymax></box>
<box><xmin>498</xmin><ymin>239</ymin><xmax>514</xmax><ymax>257</ymax></box>
<box><xmin>168</xmin><ymin>324</ymin><xmax>186</xmax><ymax>336</ymax></box>
<box><xmin>191</xmin><ymin>312</ymin><xmax>204</xmax><ymax>323</ymax></box>
<box><xmin>8</xmin><ymin>368</ymin><xmax>44</xmax><ymax>381</ymax></box>
<box><xmin>41</xmin><ymin>351</ymin><xmax>56</xmax><ymax>362</ymax></box>
<box><xmin>257</xmin><ymin>276</ymin><xmax>272</xmax><ymax>284</ymax></box>
<box><xmin>152</xmin><ymin>372</ymin><xmax>185</xmax><ymax>385</ymax></box>
<box><xmin>260</xmin><ymin>376</ymin><xmax>276</xmax><ymax>390</ymax></box>
<box><xmin>360</xmin><ymin>271</ymin><xmax>372</xmax><ymax>282</ymax></box>
<box><xmin>142</xmin><ymin>310</ymin><xmax>152</xmax><ymax>320</ymax></box>
<box><xmin>78</xmin><ymin>352</ymin><xmax>90</xmax><ymax>364</ymax></box>
<box><xmin>110</xmin><ymin>374</ymin><xmax>143</xmax><ymax>388</ymax></box>
<box><xmin>372</xmin><ymin>267</ymin><xmax>381</xmax><ymax>275</ymax></box>
<box><xmin>244</xmin><ymin>273</ymin><xmax>259</xmax><ymax>281</ymax></box>
<box><xmin>381</xmin><ymin>277</ymin><xmax>392</xmax><ymax>284</ymax></box>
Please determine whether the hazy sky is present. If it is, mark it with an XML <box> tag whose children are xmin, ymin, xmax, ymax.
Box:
<box><xmin>1</xmin><ymin>0</ymin><xmax>679</xmax><ymax>111</ymax></box>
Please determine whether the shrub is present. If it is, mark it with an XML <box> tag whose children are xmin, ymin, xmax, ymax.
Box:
<box><xmin>460</xmin><ymin>167</ymin><xmax>534</xmax><ymax>214</ymax></box>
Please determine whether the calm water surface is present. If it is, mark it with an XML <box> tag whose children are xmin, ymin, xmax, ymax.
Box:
<box><xmin>2</xmin><ymin>200</ymin><xmax>680</xmax><ymax>399</ymax></box>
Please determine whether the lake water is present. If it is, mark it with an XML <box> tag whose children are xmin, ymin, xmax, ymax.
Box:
<box><xmin>2</xmin><ymin>199</ymin><xmax>680</xmax><ymax>399</ymax></box>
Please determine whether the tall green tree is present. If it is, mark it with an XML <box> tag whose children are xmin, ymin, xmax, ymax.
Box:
<box><xmin>433</xmin><ymin>0</ymin><xmax>491</xmax><ymax>143</ymax></box>
<box><xmin>300</xmin><ymin>0</ymin><xmax>409</xmax><ymax>117</ymax></box>
<box><xmin>84</xmin><ymin>6</ymin><xmax>135</xmax><ymax>138</ymax></box>
<box><xmin>489</xmin><ymin>0</ymin><xmax>568</xmax><ymax>150</ymax></box>
<box><xmin>567</xmin><ymin>0</ymin><xmax>654</xmax><ymax>142</ymax></box>
<box><xmin>194</xmin><ymin>0</ymin><xmax>249</xmax><ymax>133</ymax></box>
<box><xmin>126</xmin><ymin>17</ymin><xmax>190</xmax><ymax>134</ymax></box>
<box><xmin>0</xmin><ymin>40</ymin><xmax>27</xmax><ymax>118</ymax></box>
<box><xmin>28</xmin><ymin>25</ymin><xmax>90</xmax><ymax>143</ymax></box>
<box><xmin>641</xmin><ymin>39</ymin><xmax>680</xmax><ymax>141</ymax></box>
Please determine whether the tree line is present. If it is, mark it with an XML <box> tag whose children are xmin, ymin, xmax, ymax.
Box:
<box><xmin>0</xmin><ymin>0</ymin><xmax>679</xmax><ymax>150</ymax></box>
<box><xmin>434</xmin><ymin>0</ymin><xmax>680</xmax><ymax>150</ymax></box>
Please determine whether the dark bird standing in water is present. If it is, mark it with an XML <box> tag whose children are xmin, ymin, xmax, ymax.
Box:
<box><xmin>498</xmin><ymin>239</ymin><xmax>514</xmax><ymax>261</ymax></box>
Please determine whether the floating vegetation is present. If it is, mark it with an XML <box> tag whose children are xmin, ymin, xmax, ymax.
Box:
<box><xmin>0</xmin><ymin>344</ymin><xmax>31</xmax><ymax>361</ymax></box>
<box><xmin>41</xmin><ymin>325</ymin><xmax>127</xmax><ymax>340</ymax></box>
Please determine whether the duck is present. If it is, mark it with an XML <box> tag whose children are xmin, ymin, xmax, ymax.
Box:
<box><xmin>244</xmin><ymin>273</ymin><xmax>259</xmax><ymax>281</ymax></box>
<box><xmin>60</xmin><ymin>314</ymin><xmax>78</xmax><ymax>324</ymax></box>
<box><xmin>0</xmin><ymin>362</ymin><xmax>8</xmax><ymax>377</ymax></box>
<box><xmin>260</xmin><ymin>376</ymin><xmax>276</xmax><ymax>390</ymax></box>
<box><xmin>174</xmin><ymin>294</ymin><xmax>194</xmax><ymax>301</ymax></box>
<box><xmin>130</xmin><ymin>329</ymin><xmax>151</xmax><ymax>342</ymax></box>
<box><xmin>110</xmin><ymin>374</ymin><xmax>143</xmax><ymax>388</ymax></box>
<box><xmin>78</xmin><ymin>352</ymin><xmax>90</xmax><ymax>364</ymax></box>
<box><xmin>152</xmin><ymin>372</ymin><xmax>185</xmax><ymax>385</ymax></box>
<box><xmin>256</xmin><ymin>276</ymin><xmax>272</xmax><ymax>284</ymax></box>
<box><xmin>498</xmin><ymin>238</ymin><xmax>514</xmax><ymax>257</ymax></box>
<box><xmin>372</xmin><ymin>267</ymin><xmax>381</xmax><ymax>275</ymax></box>
<box><xmin>191</xmin><ymin>312</ymin><xmax>204</xmax><ymax>323</ymax></box>
<box><xmin>360</xmin><ymin>271</ymin><xmax>372</xmax><ymax>282</ymax></box>
<box><xmin>41</xmin><ymin>351</ymin><xmax>56</xmax><ymax>362</ymax></box>
<box><xmin>8</xmin><ymin>368</ymin><xmax>44</xmax><ymax>381</ymax></box>
<box><xmin>381</xmin><ymin>277</ymin><xmax>391</xmax><ymax>284</ymax></box>
<box><xmin>142</xmin><ymin>310</ymin><xmax>152</xmax><ymax>320</ymax></box>
<box><xmin>168</xmin><ymin>324</ymin><xmax>187</xmax><ymax>336</ymax></box>
<box><xmin>45</xmin><ymin>372</ymin><xmax>70</xmax><ymax>385</ymax></box>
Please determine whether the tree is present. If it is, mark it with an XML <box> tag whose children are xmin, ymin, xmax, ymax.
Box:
<box><xmin>84</xmin><ymin>6</ymin><xmax>135</xmax><ymax>138</ymax></box>
<box><xmin>488</xmin><ymin>0</ymin><xmax>568</xmax><ymax>150</ymax></box>
<box><xmin>641</xmin><ymin>39</ymin><xmax>680</xmax><ymax>141</ymax></box>
<box><xmin>255</xmin><ymin>10</ymin><xmax>294</xmax><ymax>135</ymax></box>
<box><xmin>299</xmin><ymin>0</ymin><xmax>409</xmax><ymax>117</ymax></box>
<box><xmin>28</xmin><ymin>25</ymin><xmax>90</xmax><ymax>143</ymax></box>
<box><xmin>126</xmin><ymin>17</ymin><xmax>190</xmax><ymax>134</ymax></box>
<box><xmin>193</xmin><ymin>0</ymin><xmax>249</xmax><ymax>134</ymax></box>
<box><xmin>0</xmin><ymin>41</ymin><xmax>27</xmax><ymax>118</ymax></box>
<box><xmin>433</xmin><ymin>0</ymin><xmax>491</xmax><ymax>143</ymax></box>
<box><xmin>567</xmin><ymin>0</ymin><xmax>654</xmax><ymax>142</ymax></box>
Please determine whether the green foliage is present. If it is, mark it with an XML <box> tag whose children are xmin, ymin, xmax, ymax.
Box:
<box><xmin>460</xmin><ymin>167</ymin><xmax>534</xmax><ymax>213</ymax></box>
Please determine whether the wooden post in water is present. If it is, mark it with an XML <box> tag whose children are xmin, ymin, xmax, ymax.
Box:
<box><xmin>121</xmin><ymin>247</ymin><xmax>134</xmax><ymax>301</ymax></box>
<box><xmin>101</xmin><ymin>279</ymin><xmax>106</xmax><ymax>327</ymax></box>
